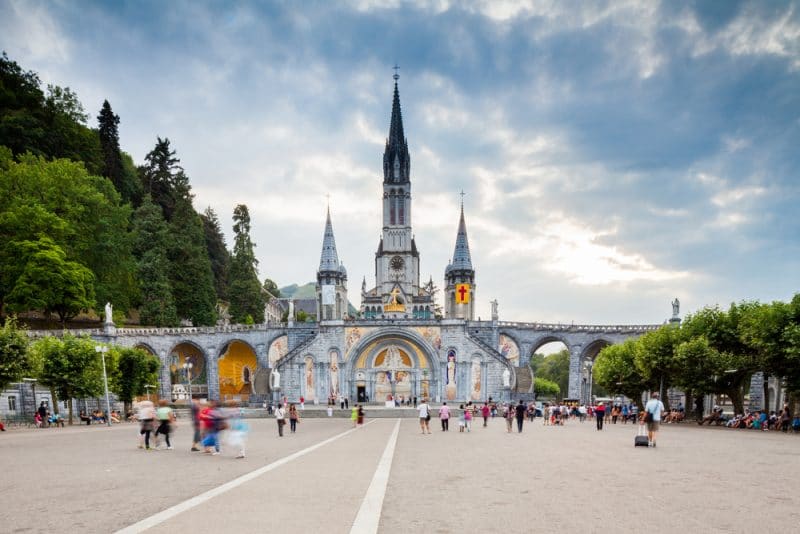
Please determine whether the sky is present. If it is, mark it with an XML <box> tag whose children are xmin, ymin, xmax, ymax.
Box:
<box><xmin>1</xmin><ymin>0</ymin><xmax>799</xmax><ymax>326</ymax></box>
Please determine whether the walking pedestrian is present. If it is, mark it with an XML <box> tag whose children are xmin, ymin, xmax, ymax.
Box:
<box><xmin>464</xmin><ymin>402</ymin><xmax>473</xmax><ymax>432</ymax></box>
<box><xmin>413</xmin><ymin>396</ymin><xmax>418</xmax><ymax>409</ymax></box>
<box><xmin>439</xmin><ymin>402</ymin><xmax>450</xmax><ymax>431</ymax></box>
<box><xmin>154</xmin><ymin>399</ymin><xmax>175</xmax><ymax>450</ymax></box>
<box><xmin>137</xmin><ymin>400</ymin><xmax>155</xmax><ymax>450</ymax></box>
<box><xmin>515</xmin><ymin>399</ymin><xmax>526</xmax><ymax>433</ymax></box>
<box><xmin>417</xmin><ymin>398</ymin><xmax>431</xmax><ymax>434</ymax></box>
<box><xmin>779</xmin><ymin>403</ymin><xmax>792</xmax><ymax>433</ymax></box>
<box><xmin>504</xmin><ymin>403</ymin><xmax>514</xmax><ymax>433</ymax></box>
<box><xmin>357</xmin><ymin>404</ymin><xmax>365</xmax><ymax>426</ymax></box>
<box><xmin>288</xmin><ymin>403</ymin><xmax>300</xmax><ymax>433</ymax></box>
<box><xmin>202</xmin><ymin>400</ymin><xmax>226</xmax><ymax>455</ymax></box>
<box><xmin>595</xmin><ymin>401</ymin><xmax>606</xmax><ymax>431</ymax></box>
<box><xmin>275</xmin><ymin>403</ymin><xmax>286</xmax><ymax>436</ymax></box>
<box><xmin>458</xmin><ymin>404</ymin><xmax>466</xmax><ymax>432</ymax></box>
<box><xmin>644</xmin><ymin>392</ymin><xmax>665</xmax><ymax>447</ymax></box>
<box><xmin>481</xmin><ymin>402</ymin><xmax>490</xmax><ymax>427</ymax></box>
<box><xmin>351</xmin><ymin>404</ymin><xmax>358</xmax><ymax>428</ymax></box>
<box><xmin>227</xmin><ymin>403</ymin><xmax>249</xmax><ymax>458</ymax></box>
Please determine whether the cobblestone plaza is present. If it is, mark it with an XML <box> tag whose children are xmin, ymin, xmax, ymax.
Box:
<box><xmin>1</xmin><ymin>416</ymin><xmax>798</xmax><ymax>533</ymax></box>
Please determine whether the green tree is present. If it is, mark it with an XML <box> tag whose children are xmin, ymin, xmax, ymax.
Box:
<box><xmin>534</xmin><ymin>350</ymin><xmax>570</xmax><ymax>401</ymax></box>
<box><xmin>0</xmin><ymin>153</ymin><xmax>136</xmax><ymax>314</ymax></box>
<box><xmin>228</xmin><ymin>204</ymin><xmax>265</xmax><ymax>324</ymax></box>
<box><xmin>0</xmin><ymin>316</ymin><xmax>30</xmax><ymax>391</ymax></box>
<box><xmin>97</xmin><ymin>100</ymin><xmax>140</xmax><ymax>205</ymax></box>
<box><xmin>200</xmin><ymin>207</ymin><xmax>230</xmax><ymax>302</ymax></box>
<box><xmin>168</xmin><ymin>199</ymin><xmax>217</xmax><ymax>325</ymax></box>
<box><xmin>140</xmin><ymin>137</ymin><xmax>187</xmax><ymax>221</ymax></box>
<box><xmin>779</xmin><ymin>294</ymin><xmax>800</xmax><ymax>403</ymax></box>
<box><xmin>529</xmin><ymin>352</ymin><xmax>545</xmax><ymax>375</ymax></box>
<box><xmin>594</xmin><ymin>340</ymin><xmax>649</xmax><ymax>408</ymax></box>
<box><xmin>534</xmin><ymin>376</ymin><xmax>559</xmax><ymax>399</ymax></box>
<box><xmin>110</xmin><ymin>346</ymin><xmax>160</xmax><ymax>415</ymax></box>
<box><xmin>6</xmin><ymin>238</ymin><xmax>95</xmax><ymax>325</ymax></box>
<box><xmin>131</xmin><ymin>197</ymin><xmax>178</xmax><ymax>327</ymax></box>
<box><xmin>262</xmin><ymin>278</ymin><xmax>281</xmax><ymax>300</ymax></box>
<box><xmin>634</xmin><ymin>325</ymin><xmax>682</xmax><ymax>408</ymax></box>
<box><xmin>738</xmin><ymin>300</ymin><xmax>790</xmax><ymax>411</ymax></box>
<box><xmin>32</xmin><ymin>334</ymin><xmax>110</xmax><ymax>424</ymax></box>
<box><xmin>673</xmin><ymin>336</ymin><xmax>724</xmax><ymax>419</ymax></box>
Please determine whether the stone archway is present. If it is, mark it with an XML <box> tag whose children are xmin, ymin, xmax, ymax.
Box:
<box><xmin>169</xmin><ymin>342</ymin><xmax>208</xmax><ymax>403</ymax></box>
<box><xmin>579</xmin><ymin>339</ymin><xmax>613</xmax><ymax>404</ymax></box>
<box><xmin>346</xmin><ymin>329</ymin><xmax>439</xmax><ymax>404</ymax></box>
<box><xmin>218</xmin><ymin>340</ymin><xmax>258</xmax><ymax>403</ymax></box>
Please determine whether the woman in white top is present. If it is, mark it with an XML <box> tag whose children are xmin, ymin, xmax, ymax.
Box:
<box><xmin>274</xmin><ymin>405</ymin><xmax>286</xmax><ymax>437</ymax></box>
<box><xmin>417</xmin><ymin>398</ymin><xmax>431</xmax><ymax>434</ymax></box>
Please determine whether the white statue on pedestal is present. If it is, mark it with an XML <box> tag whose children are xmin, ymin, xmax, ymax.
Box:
<box><xmin>288</xmin><ymin>300</ymin><xmax>295</xmax><ymax>321</ymax></box>
<box><xmin>104</xmin><ymin>302</ymin><xmax>114</xmax><ymax>325</ymax></box>
<box><xmin>270</xmin><ymin>368</ymin><xmax>281</xmax><ymax>389</ymax></box>
<box><xmin>502</xmin><ymin>367</ymin><xmax>511</xmax><ymax>388</ymax></box>
<box><xmin>671</xmin><ymin>298</ymin><xmax>680</xmax><ymax>319</ymax></box>
<box><xmin>491</xmin><ymin>299</ymin><xmax>499</xmax><ymax>321</ymax></box>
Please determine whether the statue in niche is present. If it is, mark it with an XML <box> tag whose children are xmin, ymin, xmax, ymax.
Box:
<box><xmin>383</xmin><ymin>345</ymin><xmax>404</xmax><ymax>368</ymax></box>
<box><xmin>502</xmin><ymin>367</ymin><xmax>511</xmax><ymax>388</ymax></box>
<box><xmin>446</xmin><ymin>350</ymin><xmax>457</xmax><ymax>400</ymax></box>
<box><xmin>270</xmin><ymin>368</ymin><xmax>281</xmax><ymax>389</ymax></box>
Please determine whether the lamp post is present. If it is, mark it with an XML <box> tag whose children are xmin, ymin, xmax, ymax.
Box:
<box><xmin>183</xmin><ymin>361</ymin><xmax>193</xmax><ymax>403</ymax></box>
<box><xmin>144</xmin><ymin>384</ymin><xmax>156</xmax><ymax>402</ymax></box>
<box><xmin>94</xmin><ymin>345</ymin><xmax>112</xmax><ymax>427</ymax></box>
<box><xmin>584</xmin><ymin>361</ymin><xmax>594</xmax><ymax>405</ymax></box>
<box><xmin>23</xmin><ymin>378</ymin><xmax>37</xmax><ymax>422</ymax></box>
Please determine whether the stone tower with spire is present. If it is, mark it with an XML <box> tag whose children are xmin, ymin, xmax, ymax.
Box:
<box><xmin>444</xmin><ymin>200</ymin><xmax>475</xmax><ymax>320</ymax></box>
<box><xmin>316</xmin><ymin>207</ymin><xmax>348</xmax><ymax>321</ymax></box>
<box><xmin>360</xmin><ymin>73</ymin><xmax>434</xmax><ymax>319</ymax></box>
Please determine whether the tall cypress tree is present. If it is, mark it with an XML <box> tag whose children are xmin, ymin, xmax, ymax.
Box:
<box><xmin>200</xmin><ymin>207</ymin><xmax>230</xmax><ymax>302</ymax></box>
<box><xmin>168</xmin><ymin>199</ymin><xmax>217</xmax><ymax>326</ymax></box>
<box><xmin>131</xmin><ymin>197</ymin><xmax>178</xmax><ymax>327</ymax></box>
<box><xmin>228</xmin><ymin>204</ymin><xmax>265</xmax><ymax>324</ymax></box>
<box><xmin>97</xmin><ymin>100</ymin><xmax>140</xmax><ymax>205</ymax></box>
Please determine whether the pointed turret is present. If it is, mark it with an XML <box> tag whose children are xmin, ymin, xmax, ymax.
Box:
<box><xmin>445</xmin><ymin>198</ymin><xmax>475</xmax><ymax>320</ymax></box>
<box><xmin>316</xmin><ymin>206</ymin><xmax>348</xmax><ymax>321</ymax></box>
<box><xmin>450</xmin><ymin>203</ymin><xmax>473</xmax><ymax>271</ymax></box>
<box><xmin>318</xmin><ymin>206</ymin><xmax>340</xmax><ymax>273</ymax></box>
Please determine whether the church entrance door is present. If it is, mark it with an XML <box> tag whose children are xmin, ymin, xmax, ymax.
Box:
<box><xmin>357</xmin><ymin>386</ymin><xmax>367</xmax><ymax>403</ymax></box>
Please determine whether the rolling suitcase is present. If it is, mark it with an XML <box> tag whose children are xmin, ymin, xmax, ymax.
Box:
<box><xmin>634</xmin><ymin>424</ymin><xmax>649</xmax><ymax>447</ymax></box>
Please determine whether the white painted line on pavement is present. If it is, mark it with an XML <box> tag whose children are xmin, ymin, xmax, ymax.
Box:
<box><xmin>350</xmin><ymin>418</ymin><xmax>401</xmax><ymax>534</ymax></box>
<box><xmin>116</xmin><ymin>419</ymin><xmax>378</xmax><ymax>534</ymax></box>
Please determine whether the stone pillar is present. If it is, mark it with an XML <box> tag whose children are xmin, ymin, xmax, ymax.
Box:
<box><xmin>568</xmin><ymin>345</ymin><xmax>583</xmax><ymax>399</ymax></box>
<box><xmin>159</xmin><ymin>350</ymin><xmax>171</xmax><ymax>400</ymax></box>
<box><xmin>256</xmin><ymin>343</ymin><xmax>267</xmax><ymax>370</ymax></box>
<box><xmin>206</xmin><ymin>346</ymin><xmax>219</xmax><ymax>400</ymax></box>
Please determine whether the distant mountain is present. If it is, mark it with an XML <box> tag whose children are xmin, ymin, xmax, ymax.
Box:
<box><xmin>279</xmin><ymin>282</ymin><xmax>358</xmax><ymax>316</ymax></box>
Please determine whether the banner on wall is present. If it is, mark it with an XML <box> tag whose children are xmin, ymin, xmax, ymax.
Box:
<box><xmin>455</xmin><ymin>283</ymin><xmax>470</xmax><ymax>304</ymax></box>
<box><xmin>322</xmin><ymin>284</ymin><xmax>335</xmax><ymax>305</ymax></box>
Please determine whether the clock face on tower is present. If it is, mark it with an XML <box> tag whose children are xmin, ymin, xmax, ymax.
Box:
<box><xmin>390</xmin><ymin>256</ymin><xmax>405</xmax><ymax>271</ymax></box>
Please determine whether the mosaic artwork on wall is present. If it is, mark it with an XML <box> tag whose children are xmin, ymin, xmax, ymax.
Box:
<box><xmin>304</xmin><ymin>356</ymin><xmax>315</xmax><ymax>402</ymax></box>
<box><xmin>445</xmin><ymin>349</ymin><xmax>457</xmax><ymax>401</ymax></box>
<box><xmin>268</xmin><ymin>335</ymin><xmax>288</xmax><ymax>365</ymax></box>
<box><xmin>344</xmin><ymin>327</ymin><xmax>364</xmax><ymax>357</ymax></box>
<box><xmin>498</xmin><ymin>334</ymin><xmax>520</xmax><ymax>366</ymax></box>
<box><xmin>415</xmin><ymin>326</ymin><xmax>442</xmax><ymax>351</ymax></box>
<box><xmin>470</xmin><ymin>357</ymin><xmax>482</xmax><ymax>401</ymax></box>
<box><xmin>329</xmin><ymin>350</ymin><xmax>340</xmax><ymax>398</ymax></box>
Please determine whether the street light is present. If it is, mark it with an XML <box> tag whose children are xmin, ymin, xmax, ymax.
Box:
<box><xmin>23</xmin><ymin>378</ymin><xmax>37</xmax><ymax>422</ymax></box>
<box><xmin>584</xmin><ymin>361</ymin><xmax>594</xmax><ymax>404</ymax></box>
<box><xmin>94</xmin><ymin>345</ymin><xmax>112</xmax><ymax>427</ymax></box>
<box><xmin>144</xmin><ymin>384</ymin><xmax>157</xmax><ymax>402</ymax></box>
<box><xmin>183</xmin><ymin>361</ymin><xmax>193</xmax><ymax>403</ymax></box>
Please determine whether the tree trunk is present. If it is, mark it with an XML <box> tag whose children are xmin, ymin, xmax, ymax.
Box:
<box><xmin>685</xmin><ymin>391</ymin><xmax>693</xmax><ymax>420</ymax></box>
<box><xmin>694</xmin><ymin>393</ymin><xmax>705</xmax><ymax>420</ymax></box>
<box><xmin>727</xmin><ymin>387</ymin><xmax>744</xmax><ymax>415</ymax></box>
<box><xmin>50</xmin><ymin>386</ymin><xmax>59</xmax><ymax>415</ymax></box>
<box><xmin>763</xmin><ymin>374</ymin><xmax>770</xmax><ymax>412</ymax></box>
<box><xmin>124</xmin><ymin>400</ymin><xmax>132</xmax><ymax>418</ymax></box>
<box><xmin>67</xmin><ymin>398</ymin><xmax>74</xmax><ymax>425</ymax></box>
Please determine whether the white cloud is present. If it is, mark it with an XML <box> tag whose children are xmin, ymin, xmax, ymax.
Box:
<box><xmin>1</xmin><ymin>0</ymin><xmax>71</xmax><ymax>63</ymax></box>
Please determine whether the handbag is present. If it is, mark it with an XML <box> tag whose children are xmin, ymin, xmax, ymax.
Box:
<box><xmin>644</xmin><ymin>410</ymin><xmax>653</xmax><ymax>423</ymax></box>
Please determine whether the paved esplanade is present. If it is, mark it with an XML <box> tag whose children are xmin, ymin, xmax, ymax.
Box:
<box><xmin>1</xmin><ymin>418</ymin><xmax>798</xmax><ymax>533</ymax></box>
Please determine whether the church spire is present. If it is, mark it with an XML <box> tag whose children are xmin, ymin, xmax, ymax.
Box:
<box><xmin>451</xmin><ymin>197</ymin><xmax>473</xmax><ymax>271</ymax></box>
<box><xmin>383</xmin><ymin>71</ymin><xmax>410</xmax><ymax>184</ymax></box>
<box><xmin>318</xmin><ymin>206</ymin><xmax>340</xmax><ymax>273</ymax></box>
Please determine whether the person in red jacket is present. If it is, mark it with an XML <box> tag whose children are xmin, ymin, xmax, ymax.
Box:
<box><xmin>481</xmin><ymin>403</ymin><xmax>490</xmax><ymax>427</ymax></box>
<box><xmin>594</xmin><ymin>402</ymin><xmax>606</xmax><ymax>431</ymax></box>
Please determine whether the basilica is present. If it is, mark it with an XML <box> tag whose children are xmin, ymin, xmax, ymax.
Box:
<box><xmin>289</xmin><ymin>74</ymin><xmax>512</xmax><ymax>404</ymax></box>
